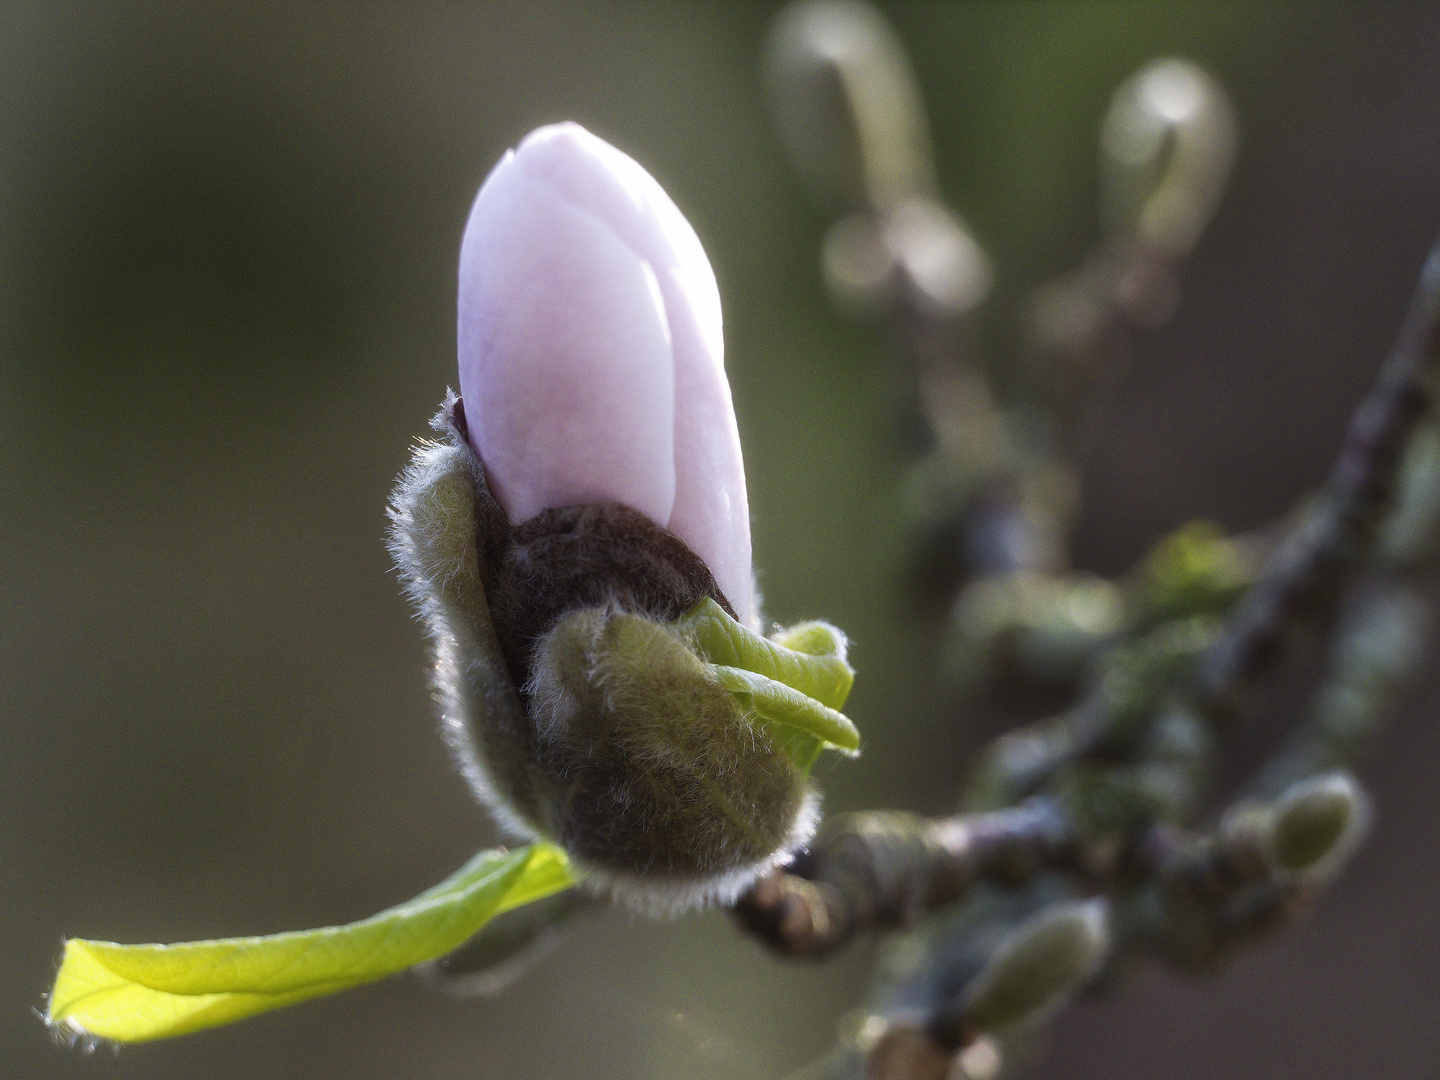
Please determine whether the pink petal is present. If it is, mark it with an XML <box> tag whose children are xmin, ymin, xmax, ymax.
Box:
<box><xmin>668</xmin><ymin>338</ymin><xmax>754</xmax><ymax>629</ymax></box>
<box><xmin>458</xmin><ymin>143</ymin><xmax>676</xmax><ymax>527</ymax></box>
<box><xmin>458</xmin><ymin>123</ymin><xmax>754</xmax><ymax>626</ymax></box>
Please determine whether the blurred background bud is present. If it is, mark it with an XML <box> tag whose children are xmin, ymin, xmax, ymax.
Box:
<box><xmin>956</xmin><ymin>899</ymin><xmax>1109</xmax><ymax>1034</ymax></box>
<box><xmin>823</xmin><ymin>199</ymin><xmax>990</xmax><ymax>316</ymax></box>
<box><xmin>1266</xmin><ymin>772</ymin><xmax>1370</xmax><ymax>878</ymax></box>
<box><xmin>1101</xmin><ymin>58</ymin><xmax>1237</xmax><ymax>261</ymax></box>
<box><xmin>766</xmin><ymin>0</ymin><xmax>990</xmax><ymax>316</ymax></box>
<box><xmin>764</xmin><ymin>0</ymin><xmax>934</xmax><ymax>214</ymax></box>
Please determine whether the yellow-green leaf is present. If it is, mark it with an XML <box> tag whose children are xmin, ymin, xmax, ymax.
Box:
<box><xmin>47</xmin><ymin>843</ymin><xmax>573</xmax><ymax>1044</ymax></box>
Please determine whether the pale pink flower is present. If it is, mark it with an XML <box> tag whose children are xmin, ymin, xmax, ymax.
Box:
<box><xmin>457</xmin><ymin>122</ymin><xmax>756</xmax><ymax>628</ymax></box>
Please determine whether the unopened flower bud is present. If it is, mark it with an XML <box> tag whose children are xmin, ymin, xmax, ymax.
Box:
<box><xmin>391</xmin><ymin>123</ymin><xmax>859</xmax><ymax>913</ymax></box>
<box><xmin>1267</xmin><ymin>771</ymin><xmax>1369</xmax><ymax>877</ymax></box>
<box><xmin>457</xmin><ymin>122</ymin><xmax>755</xmax><ymax>630</ymax></box>
<box><xmin>765</xmin><ymin>0</ymin><xmax>935</xmax><ymax>213</ymax></box>
<box><xmin>1101</xmin><ymin>58</ymin><xmax>1235</xmax><ymax>259</ymax></box>
<box><xmin>957</xmin><ymin>900</ymin><xmax>1109</xmax><ymax>1033</ymax></box>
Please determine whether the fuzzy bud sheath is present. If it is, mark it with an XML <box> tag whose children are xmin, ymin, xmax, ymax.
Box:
<box><xmin>389</xmin><ymin>124</ymin><xmax>857</xmax><ymax>913</ymax></box>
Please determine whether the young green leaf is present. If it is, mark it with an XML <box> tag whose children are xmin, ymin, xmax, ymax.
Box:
<box><xmin>46</xmin><ymin>843</ymin><xmax>573</xmax><ymax>1045</ymax></box>
<box><xmin>709</xmin><ymin>664</ymin><xmax>862</xmax><ymax>759</ymax></box>
<box><xmin>667</xmin><ymin>597</ymin><xmax>860</xmax><ymax>770</ymax></box>
<box><xmin>674</xmin><ymin>597</ymin><xmax>854</xmax><ymax>710</ymax></box>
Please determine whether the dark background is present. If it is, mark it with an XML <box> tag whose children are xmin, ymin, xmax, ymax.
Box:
<box><xmin>3</xmin><ymin>3</ymin><xmax>1438</xmax><ymax>1078</ymax></box>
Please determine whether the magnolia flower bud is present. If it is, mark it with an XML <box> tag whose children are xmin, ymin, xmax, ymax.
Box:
<box><xmin>457</xmin><ymin>121</ymin><xmax>755</xmax><ymax>630</ymax></box>
<box><xmin>957</xmin><ymin>899</ymin><xmax>1109</xmax><ymax>1034</ymax></box>
<box><xmin>390</xmin><ymin>123</ymin><xmax>859</xmax><ymax>914</ymax></box>
<box><xmin>1266</xmin><ymin>771</ymin><xmax>1370</xmax><ymax>878</ymax></box>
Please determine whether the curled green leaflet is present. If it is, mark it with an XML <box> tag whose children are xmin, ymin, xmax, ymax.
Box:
<box><xmin>672</xmin><ymin>597</ymin><xmax>861</xmax><ymax>766</ymax></box>
<box><xmin>46</xmin><ymin>843</ymin><xmax>573</xmax><ymax>1045</ymax></box>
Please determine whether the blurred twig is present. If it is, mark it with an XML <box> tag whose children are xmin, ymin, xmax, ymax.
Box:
<box><xmin>743</xmin><ymin>4</ymin><xmax>1440</xmax><ymax>1077</ymax></box>
<box><xmin>733</xmin><ymin>800</ymin><xmax>1078</xmax><ymax>958</ymax></box>
<box><xmin>1193</xmin><ymin>242</ymin><xmax>1440</xmax><ymax>717</ymax></box>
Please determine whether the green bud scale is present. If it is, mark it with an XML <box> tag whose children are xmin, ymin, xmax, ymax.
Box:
<box><xmin>388</xmin><ymin>397</ymin><xmax>860</xmax><ymax>913</ymax></box>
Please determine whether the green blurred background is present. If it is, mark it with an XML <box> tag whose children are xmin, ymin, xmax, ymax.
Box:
<box><xmin>4</xmin><ymin>3</ymin><xmax>1440</xmax><ymax>1078</ymax></box>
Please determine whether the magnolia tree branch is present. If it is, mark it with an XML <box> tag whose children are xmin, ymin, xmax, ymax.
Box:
<box><xmin>1193</xmin><ymin>241</ymin><xmax>1440</xmax><ymax>716</ymax></box>
<box><xmin>732</xmin><ymin>799</ymin><xmax>1079</xmax><ymax>958</ymax></box>
<box><xmin>729</xmin><ymin>188</ymin><xmax>1440</xmax><ymax>1078</ymax></box>
<box><xmin>745</xmin><ymin>19</ymin><xmax>1440</xmax><ymax>1080</ymax></box>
